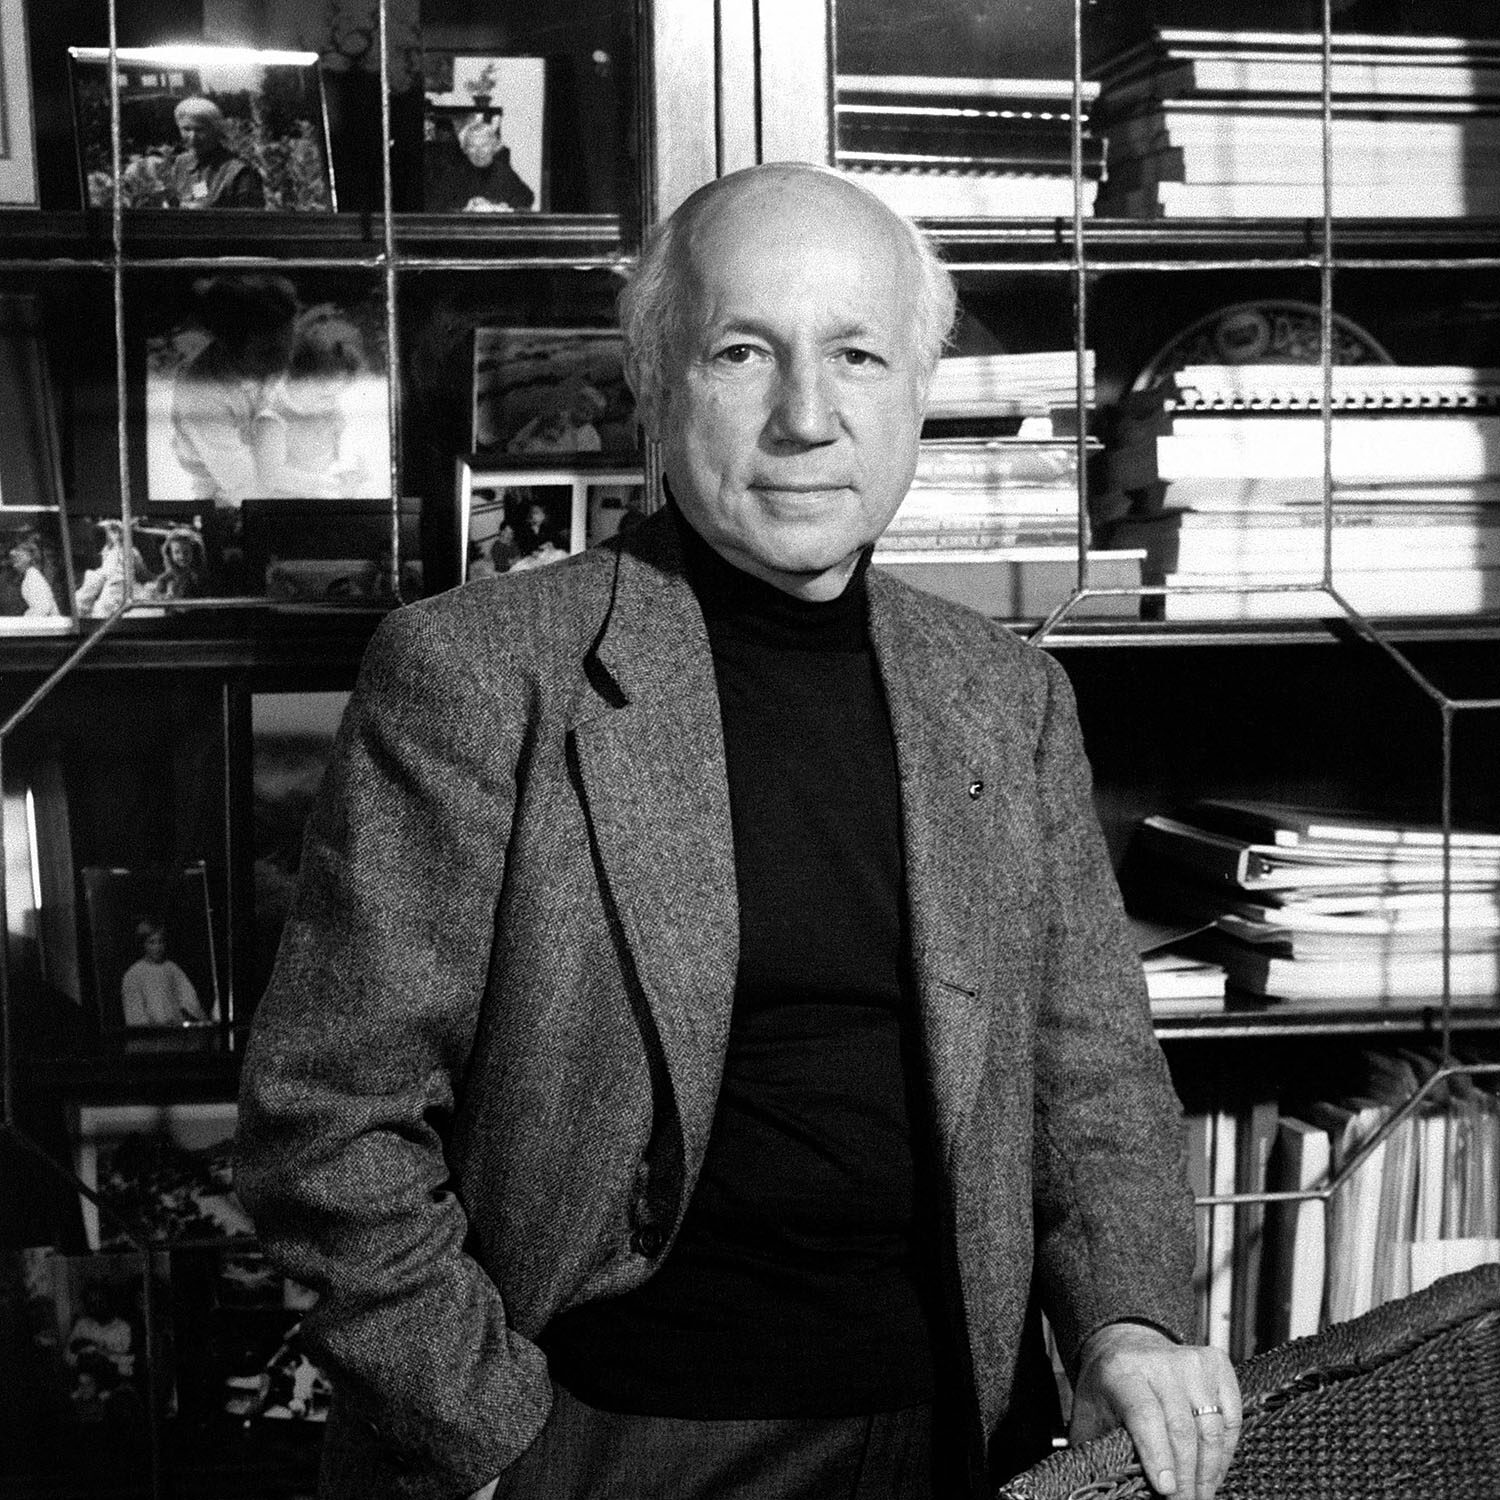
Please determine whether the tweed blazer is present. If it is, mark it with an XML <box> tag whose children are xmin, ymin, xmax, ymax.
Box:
<box><xmin>236</xmin><ymin>508</ymin><xmax>1194</xmax><ymax>1500</ymax></box>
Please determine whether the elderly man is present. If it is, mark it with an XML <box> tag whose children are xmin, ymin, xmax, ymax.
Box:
<box><xmin>170</xmin><ymin>96</ymin><xmax>265</xmax><ymax>209</ymax></box>
<box><xmin>236</xmin><ymin>162</ymin><xmax>1239</xmax><ymax>1500</ymax></box>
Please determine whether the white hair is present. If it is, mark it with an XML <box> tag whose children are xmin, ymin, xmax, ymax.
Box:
<box><xmin>619</xmin><ymin>162</ymin><xmax>956</xmax><ymax>421</ymax></box>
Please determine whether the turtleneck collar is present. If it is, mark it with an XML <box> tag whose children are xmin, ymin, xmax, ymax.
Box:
<box><xmin>668</xmin><ymin>500</ymin><xmax>873</xmax><ymax>653</ymax></box>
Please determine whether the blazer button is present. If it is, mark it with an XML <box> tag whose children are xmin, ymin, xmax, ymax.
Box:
<box><xmin>630</xmin><ymin>1226</ymin><xmax>663</xmax><ymax>1258</ymax></box>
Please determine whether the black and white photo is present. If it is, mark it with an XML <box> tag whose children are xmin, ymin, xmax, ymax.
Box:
<box><xmin>80</xmin><ymin>863</ymin><xmax>219</xmax><ymax>1034</ymax></box>
<box><xmin>71</xmin><ymin>1101</ymin><xmax>248</xmax><ymax>1250</ymax></box>
<box><xmin>68</xmin><ymin>45</ymin><xmax>333</xmax><ymax>211</ymax></box>
<box><xmin>143</xmin><ymin>274</ymin><xmax>391</xmax><ymax>505</ymax></box>
<box><xmin>456</xmin><ymin>459</ymin><xmax>593</xmax><ymax>581</ymax></box>
<box><xmin>0</xmin><ymin>0</ymin><xmax>36</xmax><ymax>203</ymax></box>
<box><xmin>422</xmin><ymin>53</ymin><xmax>544</xmax><ymax>213</ymax></box>
<box><xmin>585</xmin><ymin>475</ymin><xmax>649</xmax><ymax>546</ymax></box>
<box><xmin>472</xmin><ymin>326</ymin><xmax>636</xmax><ymax>459</ymax></box>
<box><xmin>0</xmin><ymin>508</ymin><xmax>73</xmax><ymax>634</ymax></box>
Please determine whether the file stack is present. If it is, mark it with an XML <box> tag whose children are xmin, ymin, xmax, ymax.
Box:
<box><xmin>1091</xmin><ymin>30</ymin><xmax>1500</xmax><ymax>218</ymax></box>
<box><xmin>1125</xmin><ymin>799</ymin><xmax>1500</xmax><ymax>1007</ymax></box>
<box><xmin>1097</xmin><ymin>362</ymin><xmax>1500</xmax><ymax>620</ymax></box>
<box><xmin>837</xmin><ymin>74</ymin><xmax>1103</xmax><ymax>218</ymax></box>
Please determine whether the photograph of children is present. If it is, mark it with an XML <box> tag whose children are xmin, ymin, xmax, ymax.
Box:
<box><xmin>72</xmin><ymin>1101</ymin><xmax>250</xmax><ymax>1250</ymax></box>
<box><xmin>459</xmin><ymin>467</ymin><xmax>582</xmax><ymax>582</ymax></box>
<box><xmin>144</xmin><ymin>273</ymin><xmax>391</xmax><ymax>505</ymax></box>
<box><xmin>80</xmin><ymin>863</ymin><xmax>220</xmax><ymax>1035</ymax></box>
<box><xmin>250</xmin><ymin>691</ymin><xmax>349</xmax><ymax>994</ymax></box>
<box><xmin>422</xmin><ymin>54</ymin><xmax>544</xmax><ymax>213</ymax></box>
<box><xmin>472</xmin><ymin>327</ymin><xmax>637</xmax><ymax>459</ymax></box>
<box><xmin>20</xmin><ymin>1250</ymin><xmax>169</xmax><ymax>1472</ymax></box>
<box><xmin>68</xmin><ymin>513</ymin><xmax>220</xmax><ymax>615</ymax></box>
<box><xmin>585</xmin><ymin>476</ymin><xmax>649</xmax><ymax>547</ymax></box>
<box><xmin>67</xmin><ymin>46</ymin><xmax>334</xmax><ymax>211</ymax></box>
<box><xmin>0</xmin><ymin>508</ymin><xmax>75</xmax><ymax>635</ymax></box>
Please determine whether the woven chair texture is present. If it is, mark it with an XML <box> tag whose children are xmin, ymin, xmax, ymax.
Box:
<box><xmin>995</xmin><ymin>1262</ymin><xmax>1500</xmax><ymax>1500</ymax></box>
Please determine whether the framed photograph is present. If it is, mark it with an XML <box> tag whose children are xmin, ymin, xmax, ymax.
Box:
<box><xmin>239</xmin><ymin>496</ymin><xmax>420</xmax><ymax>605</ymax></box>
<box><xmin>472</xmin><ymin>327</ymin><xmax>637</xmax><ymax>460</ymax></box>
<box><xmin>142</xmin><ymin>274</ymin><xmax>390</xmax><ymax>505</ymax></box>
<box><xmin>67</xmin><ymin>508</ymin><xmax>224</xmax><ymax>615</ymax></box>
<box><xmin>67</xmin><ymin>45</ymin><xmax>334</xmax><ymax>211</ymax></box>
<box><xmin>80</xmin><ymin>863</ymin><xmax>220</xmax><ymax>1036</ymax></box>
<box><xmin>584</xmin><ymin>476</ymin><xmax>651</xmax><ymax>547</ymax></box>
<box><xmin>457</xmin><ymin>459</ymin><xmax>641</xmax><ymax>581</ymax></box>
<box><xmin>250</xmin><ymin>690</ymin><xmax>349</xmax><ymax>993</ymax></box>
<box><xmin>158</xmin><ymin>1243</ymin><xmax>327</xmax><ymax>1432</ymax></box>
<box><xmin>71</xmin><ymin>1101</ymin><xmax>248</xmax><ymax>1250</ymax></box>
<box><xmin>0</xmin><ymin>0</ymin><xmax>37</xmax><ymax>203</ymax></box>
<box><xmin>0</xmin><ymin>508</ymin><xmax>75</xmax><ymax>635</ymax></box>
<box><xmin>422</xmin><ymin>53</ymin><xmax>545</xmax><ymax>213</ymax></box>
<box><xmin>22</xmin><ymin>1249</ymin><xmax>171</xmax><ymax>1443</ymax></box>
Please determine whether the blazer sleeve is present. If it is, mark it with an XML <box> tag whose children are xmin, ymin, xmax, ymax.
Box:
<box><xmin>1025</xmin><ymin>652</ymin><xmax>1197</xmax><ymax>1371</ymax></box>
<box><xmin>235</xmin><ymin>604</ymin><xmax>552</xmax><ymax>1490</ymax></box>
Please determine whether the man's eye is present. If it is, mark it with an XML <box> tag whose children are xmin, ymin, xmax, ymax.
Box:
<box><xmin>839</xmin><ymin>348</ymin><xmax>883</xmax><ymax>368</ymax></box>
<box><xmin>714</xmin><ymin>344</ymin><xmax>761</xmax><ymax>365</ymax></box>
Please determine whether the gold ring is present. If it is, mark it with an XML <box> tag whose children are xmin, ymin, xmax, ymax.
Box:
<box><xmin>1191</xmin><ymin>1404</ymin><xmax>1222</xmax><ymax>1418</ymax></box>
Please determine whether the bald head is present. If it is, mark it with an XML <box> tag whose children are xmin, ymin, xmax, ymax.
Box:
<box><xmin>620</xmin><ymin>163</ymin><xmax>954</xmax><ymax>426</ymax></box>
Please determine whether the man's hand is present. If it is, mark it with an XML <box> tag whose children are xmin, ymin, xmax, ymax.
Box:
<box><xmin>1069</xmin><ymin>1323</ymin><xmax>1241</xmax><ymax>1500</ymax></box>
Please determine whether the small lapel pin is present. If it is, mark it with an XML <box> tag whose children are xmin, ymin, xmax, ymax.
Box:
<box><xmin>967</xmin><ymin>779</ymin><xmax>985</xmax><ymax>799</ymax></box>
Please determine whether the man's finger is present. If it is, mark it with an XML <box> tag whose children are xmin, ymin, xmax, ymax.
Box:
<box><xmin>1188</xmin><ymin>1404</ymin><xmax>1229</xmax><ymax>1500</ymax></box>
<box><xmin>1112</xmin><ymin>1380</ymin><xmax>1180</xmax><ymax>1495</ymax></box>
<box><xmin>1157</xmin><ymin>1388</ymin><xmax>1202</xmax><ymax>1500</ymax></box>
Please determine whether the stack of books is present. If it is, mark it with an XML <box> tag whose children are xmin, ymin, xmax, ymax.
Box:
<box><xmin>878</xmin><ymin>351</ymin><xmax>1143</xmax><ymax>618</ymax></box>
<box><xmin>836</xmin><ymin>74</ymin><xmax>1103</xmax><ymax>218</ymax></box>
<box><xmin>1098</xmin><ymin>362</ymin><xmax>1500</xmax><ymax>620</ymax></box>
<box><xmin>1132</xmin><ymin>916</ymin><xmax>1227</xmax><ymax>1016</ymax></box>
<box><xmin>1092</xmin><ymin>30</ymin><xmax>1500</xmax><ymax>218</ymax></box>
<box><xmin>1126</xmin><ymin>799</ymin><xmax>1500</xmax><ymax>1007</ymax></box>
<box><xmin>926</xmin><ymin>348</ymin><xmax>1094</xmax><ymax>433</ymax></box>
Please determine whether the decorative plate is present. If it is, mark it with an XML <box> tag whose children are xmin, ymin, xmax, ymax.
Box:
<box><xmin>1129</xmin><ymin>299</ymin><xmax>1394</xmax><ymax>393</ymax></box>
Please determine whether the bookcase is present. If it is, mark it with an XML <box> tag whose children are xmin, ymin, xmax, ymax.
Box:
<box><xmin>0</xmin><ymin>0</ymin><xmax>1498</xmax><ymax>1493</ymax></box>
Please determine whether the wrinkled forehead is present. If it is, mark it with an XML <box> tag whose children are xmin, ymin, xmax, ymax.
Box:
<box><xmin>678</xmin><ymin>174</ymin><xmax>917</xmax><ymax>332</ymax></box>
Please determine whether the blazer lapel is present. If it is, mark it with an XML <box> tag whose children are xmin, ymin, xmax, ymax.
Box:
<box><xmin>568</xmin><ymin>521</ymin><xmax>740</xmax><ymax>1170</ymax></box>
<box><xmin>867</xmin><ymin>573</ymin><xmax>1040</xmax><ymax>1166</ymax></box>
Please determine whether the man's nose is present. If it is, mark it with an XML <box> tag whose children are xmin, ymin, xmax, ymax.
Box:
<box><xmin>766</xmin><ymin>357</ymin><xmax>838</xmax><ymax>446</ymax></box>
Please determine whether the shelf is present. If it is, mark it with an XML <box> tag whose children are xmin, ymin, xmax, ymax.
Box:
<box><xmin>0</xmin><ymin>609</ymin><xmax>1495</xmax><ymax>678</ymax></box>
<box><xmin>4</xmin><ymin>209</ymin><xmax>1495</xmax><ymax>273</ymax></box>
<box><xmin>1157</xmin><ymin>1004</ymin><xmax>1500</xmax><ymax>1042</ymax></box>
<box><xmin>0</xmin><ymin>209</ymin><xmax>628</xmax><ymax>270</ymax></box>
<box><xmin>925</xmin><ymin>216</ymin><xmax>1500</xmax><ymax>269</ymax></box>
<box><xmin>1019</xmin><ymin>615</ymin><xmax>1500</xmax><ymax>651</ymax></box>
<box><xmin>0</xmin><ymin>608</ymin><xmax>385</xmax><ymax>678</ymax></box>
<box><xmin>18</xmin><ymin>1033</ymin><xmax>251</xmax><ymax>1096</ymax></box>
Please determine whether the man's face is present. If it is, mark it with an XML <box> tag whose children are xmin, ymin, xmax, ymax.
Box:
<box><xmin>650</xmin><ymin>174</ymin><xmax>930</xmax><ymax>600</ymax></box>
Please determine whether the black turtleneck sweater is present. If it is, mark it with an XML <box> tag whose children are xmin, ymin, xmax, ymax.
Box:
<box><xmin>540</xmin><ymin>511</ymin><xmax>940</xmax><ymax>1417</ymax></box>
